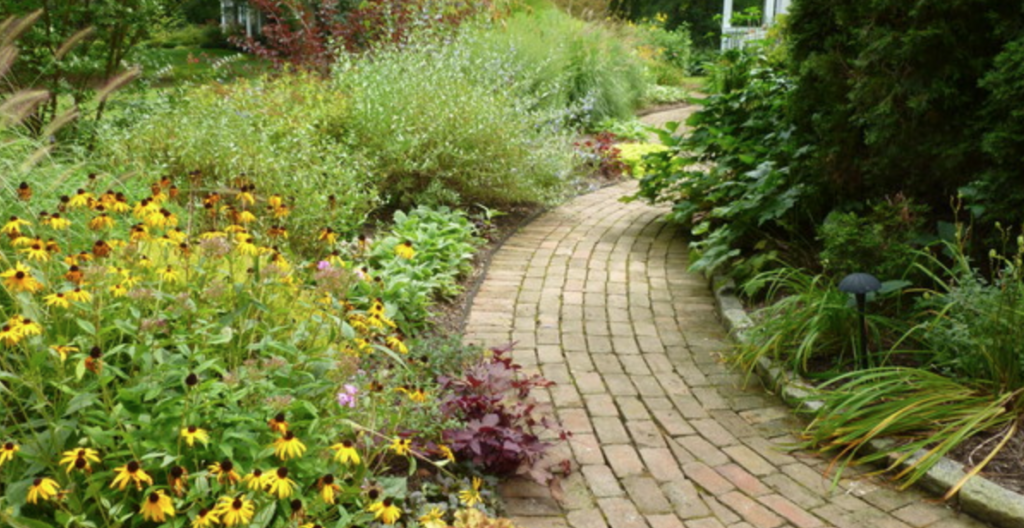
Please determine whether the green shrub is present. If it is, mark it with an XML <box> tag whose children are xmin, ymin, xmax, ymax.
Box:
<box><xmin>335</xmin><ymin>39</ymin><xmax>574</xmax><ymax>208</ymax></box>
<box><xmin>818</xmin><ymin>196</ymin><xmax>929</xmax><ymax>281</ymax></box>
<box><xmin>98</xmin><ymin>72</ymin><xmax>378</xmax><ymax>249</ymax></box>
<box><xmin>460</xmin><ymin>8</ymin><xmax>648</xmax><ymax>126</ymax></box>
<box><xmin>630</xmin><ymin>44</ymin><xmax>807</xmax><ymax>277</ymax></box>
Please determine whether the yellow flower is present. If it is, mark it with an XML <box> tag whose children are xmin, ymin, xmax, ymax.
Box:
<box><xmin>65</xmin><ymin>287</ymin><xmax>92</xmax><ymax>303</ymax></box>
<box><xmin>407</xmin><ymin>388</ymin><xmax>427</xmax><ymax>404</ymax></box>
<box><xmin>159</xmin><ymin>266</ymin><xmax>182</xmax><ymax>283</ymax></box>
<box><xmin>2</xmin><ymin>262</ymin><xmax>44</xmax><ymax>293</ymax></box>
<box><xmin>236</xmin><ymin>236</ymin><xmax>260</xmax><ymax>256</ymax></box>
<box><xmin>0</xmin><ymin>441</ymin><xmax>19</xmax><ymax>466</ymax></box>
<box><xmin>45</xmin><ymin>213</ymin><xmax>71</xmax><ymax>230</ymax></box>
<box><xmin>266</xmin><ymin>467</ymin><xmax>296</xmax><ymax>499</ymax></box>
<box><xmin>330</xmin><ymin>440</ymin><xmax>361</xmax><ymax>465</ymax></box>
<box><xmin>237</xmin><ymin>210</ymin><xmax>256</xmax><ymax>224</ymax></box>
<box><xmin>1</xmin><ymin>216</ymin><xmax>30</xmax><ymax>235</ymax></box>
<box><xmin>88</xmin><ymin>214</ymin><xmax>115</xmax><ymax>231</ymax></box>
<box><xmin>169</xmin><ymin>465</ymin><xmax>189</xmax><ymax>496</ymax></box>
<box><xmin>68</xmin><ymin>190</ymin><xmax>94</xmax><ymax>208</ymax></box>
<box><xmin>27</xmin><ymin>477</ymin><xmax>60</xmax><ymax>504</ymax></box>
<box><xmin>44</xmin><ymin>292</ymin><xmax>70</xmax><ymax>309</ymax></box>
<box><xmin>318</xmin><ymin>227</ymin><xmax>338</xmax><ymax>245</ymax></box>
<box><xmin>386</xmin><ymin>335</ymin><xmax>408</xmax><ymax>355</ymax></box>
<box><xmin>458</xmin><ymin>477</ymin><xmax>484</xmax><ymax>507</ymax></box>
<box><xmin>19</xmin><ymin>242</ymin><xmax>49</xmax><ymax>262</ymax></box>
<box><xmin>267</xmin><ymin>413</ymin><xmax>288</xmax><ymax>434</ymax></box>
<box><xmin>181</xmin><ymin>426</ymin><xmax>210</xmax><ymax>447</ymax></box>
<box><xmin>437</xmin><ymin>444</ymin><xmax>456</xmax><ymax>463</ymax></box>
<box><xmin>15</xmin><ymin>317</ymin><xmax>42</xmax><ymax>338</ymax></box>
<box><xmin>368</xmin><ymin>498</ymin><xmax>402</xmax><ymax>525</ymax></box>
<box><xmin>109</xmin><ymin>284</ymin><xmax>128</xmax><ymax>297</ymax></box>
<box><xmin>192</xmin><ymin>507</ymin><xmax>220</xmax><ymax>528</ymax></box>
<box><xmin>419</xmin><ymin>507</ymin><xmax>447</xmax><ymax>528</ymax></box>
<box><xmin>208</xmin><ymin>459</ymin><xmax>241</xmax><ymax>485</ymax></box>
<box><xmin>214</xmin><ymin>495</ymin><xmax>254</xmax><ymax>527</ymax></box>
<box><xmin>395</xmin><ymin>240</ymin><xmax>415</xmax><ymax>259</ymax></box>
<box><xmin>272</xmin><ymin>432</ymin><xmax>306</xmax><ymax>460</ymax></box>
<box><xmin>140</xmin><ymin>490</ymin><xmax>175</xmax><ymax>522</ymax></box>
<box><xmin>243</xmin><ymin>468</ymin><xmax>270</xmax><ymax>491</ymax></box>
<box><xmin>390</xmin><ymin>437</ymin><xmax>412</xmax><ymax>457</ymax></box>
<box><xmin>0</xmin><ymin>324</ymin><xmax>22</xmax><ymax>346</ymax></box>
<box><xmin>59</xmin><ymin>447</ymin><xmax>101</xmax><ymax>474</ymax></box>
<box><xmin>317</xmin><ymin>474</ymin><xmax>341</xmax><ymax>504</ymax></box>
<box><xmin>50</xmin><ymin>345</ymin><xmax>78</xmax><ymax>362</ymax></box>
<box><xmin>110</xmin><ymin>461</ymin><xmax>153</xmax><ymax>490</ymax></box>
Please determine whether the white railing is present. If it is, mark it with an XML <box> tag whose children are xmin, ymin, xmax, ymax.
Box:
<box><xmin>721</xmin><ymin>26</ymin><xmax>769</xmax><ymax>51</ymax></box>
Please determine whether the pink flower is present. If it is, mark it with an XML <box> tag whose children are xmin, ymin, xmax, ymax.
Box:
<box><xmin>337</xmin><ymin>384</ymin><xmax>358</xmax><ymax>408</ymax></box>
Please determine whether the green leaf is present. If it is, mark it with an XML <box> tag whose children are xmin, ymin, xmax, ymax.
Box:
<box><xmin>75</xmin><ymin>319</ymin><xmax>96</xmax><ymax>336</ymax></box>
<box><xmin>250</xmin><ymin>500</ymin><xmax>276</xmax><ymax>528</ymax></box>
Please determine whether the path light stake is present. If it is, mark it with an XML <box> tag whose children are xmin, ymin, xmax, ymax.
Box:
<box><xmin>838</xmin><ymin>272</ymin><xmax>882</xmax><ymax>370</ymax></box>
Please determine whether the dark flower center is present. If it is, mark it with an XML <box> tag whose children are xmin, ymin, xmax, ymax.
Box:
<box><xmin>127</xmin><ymin>461</ymin><xmax>139</xmax><ymax>472</ymax></box>
<box><xmin>221</xmin><ymin>459</ymin><xmax>233</xmax><ymax>471</ymax></box>
<box><xmin>148</xmin><ymin>492</ymin><xmax>161</xmax><ymax>503</ymax></box>
<box><xmin>277</xmin><ymin>467</ymin><xmax>288</xmax><ymax>478</ymax></box>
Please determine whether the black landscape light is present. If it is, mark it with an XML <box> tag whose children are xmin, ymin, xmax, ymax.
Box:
<box><xmin>838</xmin><ymin>272</ymin><xmax>882</xmax><ymax>370</ymax></box>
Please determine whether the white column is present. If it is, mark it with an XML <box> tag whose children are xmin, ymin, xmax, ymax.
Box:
<box><xmin>723</xmin><ymin>0</ymin><xmax>734</xmax><ymax>29</ymax></box>
<box><xmin>764</xmin><ymin>0</ymin><xmax>776</xmax><ymax>25</ymax></box>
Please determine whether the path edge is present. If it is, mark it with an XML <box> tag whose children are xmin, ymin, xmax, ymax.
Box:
<box><xmin>708</xmin><ymin>274</ymin><xmax>1024</xmax><ymax>528</ymax></box>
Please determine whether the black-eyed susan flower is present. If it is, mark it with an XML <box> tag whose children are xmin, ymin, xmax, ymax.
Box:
<box><xmin>192</xmin><ymin>507</ymin><xmax>220</xmax><ymax>528</ymax></box>
<box><xmin>437</xmin><ymin>444</ymin><xmax>455</xmax><ymax>463</ymax></box>
<box><xmin>45</xmin><ymin>238</ymin><xmax>60</xmax><ymax>255</ymax></box>
<box><xmin>50</xmin><ymin>344</ymin><xmax>78</xmax><ymax>362</ymax></box>
<box><xmin>235</xmin><ymin>235</ymin><xmax>259</xmax><ymax>256</ymax></box>
<box><xmin>110</xmin><ymin>460</ymin><xmax>153</xmax><ymax>490</ymax></box>
<box><xmin>318</xmin><ymin>227</ymin><xmax>338</xmax><ymax>245</ymax></box>
<box><xmin>214</xmin><ymin>495</ymin><xmax>255</xmax><ymax>527</ymax></box>
<box><xmin>395</xmin><ymin>240</ymin><xmax>415</xmax><ymax>259</ymax></box>
<box><xmin>66</xmin><ymin>287</ymin><xmax>92</xmax><ymax>303</ymax></box>
<box><xmin>266</xmin><ymin>467</ymin><xmax>295</xmax><ymax>499</ymax></box>
<box><xmin>0</xmin><ymin>324</ymin><xmax>22</xmax><ymax>346</ymax></box>
<box><xmin>65</xmin><ymin>265</ymin><xmax>84</xmax><ymax>284</ymax></box>
<box><xmin>181</xmin><ymin>426</ymin><xmax>210</xmax><ymax>447</ymax></box>
<box><xmin>68</xmin><ymin>189</ymin><xmax>93</xmax><ymax>208</ymax></box>
<box><xmin>19</xmin><ymin>242</ymin><xmax>49</xmax><ymax>262</ymax></box>
<box><xmin>267</xmin><ymin>413</ymin><xmax>288</xmax><ymax>434</ymax></box>
<box><xmin>85</xmin><ymin>346</ymin><xmax>102</xmax><ymax>374</ymax></box>
<box><xmin>0</xmin><ymin>441</ymin><xmax>18</xmax><ymax>466</ymax></box>
<box><xmin>316</xmin><ymin>474</ymin><xmax>341</xmax><ymax>505</ymax></box>
<box><xmin>289</xmin><ymin>498</ymin><xmax>303</xmax><ymax>520</ymax></box>
<box><xmin>386</xmin><ymin>335</ymin><xmax>408</xmax><ymax>355</ymax></box>
<box><xmin>167</xmin><ymin>228</ymin><xmax>187</xmax><ymax>244</ymax></box>
<box><xmin>390</xmin><ymin>437</ymin><xmax>411</xmax><ymax>457</ymax></box>
<box><xmin>267</xmin><ymin>225</ymin><xmax>288</xmax><ymax>239</ymax></box>
<box><xmin>158</xmin><ymin>266</ymin><xmax>182</xmax><ymax>283</ymax></box>
<box><xmin>140</xmin><ymin>490</ymin><xmax>175</xmax><ymax>522</ymax></box>
<box><xmin>44</xmin><ymin>292</ymin><xmax>70</xmax><ymax>309</ymax></box>
<box><xmin>368</xmin><ymin>498</ymin><xmax>402</xmax><ymax>525</ymax></box>
<box><xmin>59</xmin><ymin>447</ymin><xmax>100</xmax><ymax>474</ymax></box>
<box><xmin>330</xmin><ymin>440</ymin><xmax>361</xmax><ymax>465</ymax></box>
<box><xmin>407</xmin><ymin>388</ymin><xmax>427</xmax><ymax>404</ymax></box>
<box><xmin>27</xmin><ymin>477</ymin><xmax>60</xmax><ymax>504</ymax></box>
<box><xmin>458</xmin><ymin>477</ymin><xmax>484</xmax><ymax>507</ymax></box>
<box><xmin>208</xmin><ymin>459</ymin><xmax>241</xmax><ymax>486</ymax></box>
<box><xmin>88</xmin><ymin>214</ymin><xmax>114</xmax><ymax>231</ymax></box>
<box><xmin>419</xmin><ymin>507</ymin><xmax>447</xmax><ymax>528</ymax></box>
<box><xmin>169</xmin><ymin>465</ymin><xmax>188</xmax><ymax>496</ymax></box>
<box><xmin>109</xmin><ymin>283</ymin><xmax>128</xmax><ymax>297</ymax></box>
<box><xmin>1</xmin><ymin>216</ymin><xmax>30</xmax><ymax>236</ymax></box>
<box><xmin>93</xmin><ymin>239</ymin><xmax>111</xmax><ymax>258</ymax></box>
<box><xmin>129</xmin><ymin>223</ymin><xmax>149</xmax><ymax>241</ymax></box>
<box><xmin>15</xmin><ymin>317</ymin><xmax>42</xmax><ymax>338</ymax></box>
<box><xmin>2</xmin><ymin>263</ymin><xmax>43</xmax><ymax>293</ymax></box>
<box><xmin>272</xmin><ymin>432</ymin><xmax>306</xmax><ymax>461</ymax></box>
<box><xmin>17</xmin><ymin>182</ymin><xmax>31</xmax><ymax>201</ymax></box>
<box><xmin>243</xmin><ymin>468</ymin><xmax>270</xmax><ymax>492</ymax></box>
<box><xmin>44</xmin><ymin>213</ymin><xmax>70</xmax><ymax>230</ymax></box>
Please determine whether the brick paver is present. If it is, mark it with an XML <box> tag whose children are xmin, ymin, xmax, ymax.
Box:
<box><xmin>463</xmin><ymin>109</ymin><xmax>991</xmax><ymax>528</ymax></box>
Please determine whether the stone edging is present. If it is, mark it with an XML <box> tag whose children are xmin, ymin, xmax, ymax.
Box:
<box><xmin>708</xmin><ymin>274</ymin><xmax>1024</xmax><ymax>528</ymax></box>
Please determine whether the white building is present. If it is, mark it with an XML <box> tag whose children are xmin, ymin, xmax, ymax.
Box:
<box><xmin>721</xmin><ymin>0</ymin><xmax>792</xmax><ymax>50</ymax></box>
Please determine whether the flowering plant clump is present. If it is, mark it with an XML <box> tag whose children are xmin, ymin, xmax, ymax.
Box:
<box><xmin>0</xmin><ymin>175</ymin><xmax>508</xmax><ymax>527</ymax></box>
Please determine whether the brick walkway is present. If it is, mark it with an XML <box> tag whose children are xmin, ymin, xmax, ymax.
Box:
<box><xmin>463</xmin><ymin>182</ymin><xmax>991</xmax><ymax>528</ymax></box>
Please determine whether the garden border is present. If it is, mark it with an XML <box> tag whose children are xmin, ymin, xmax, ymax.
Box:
<box><xmin>708</xmin><ymin>274</ymin><xmax>1024</xmax><ymax>528</ymax></box>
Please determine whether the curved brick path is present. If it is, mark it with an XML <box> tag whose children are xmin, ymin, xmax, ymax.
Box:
<box><xmin>463</xmin><ymin>181</ymin><xmax>991</xmax><ymax>528</ymax></box>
